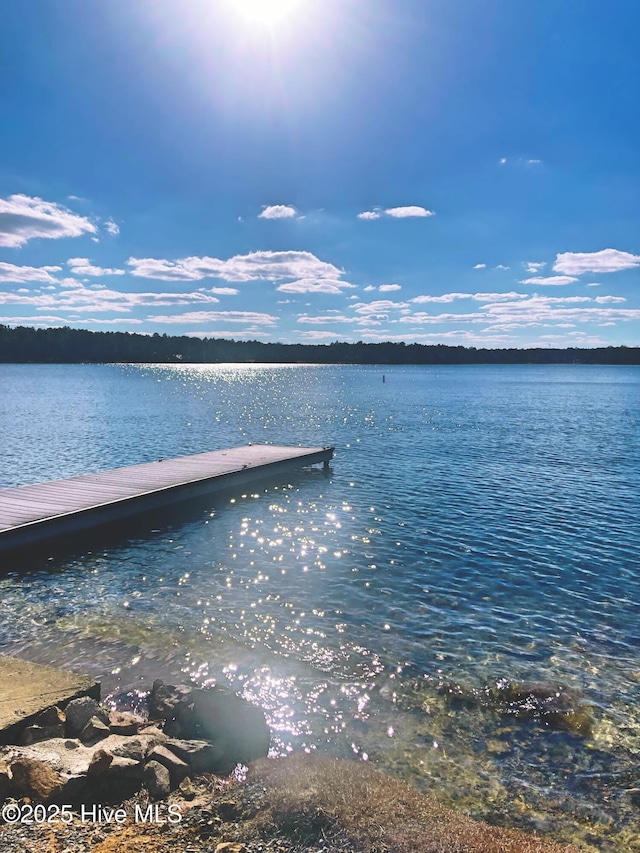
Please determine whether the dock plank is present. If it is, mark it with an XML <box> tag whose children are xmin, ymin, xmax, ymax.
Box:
<box><xmin>0</xmin><ymin>444</ymin><xmax>333</xmax><ymax>551</ymax></box>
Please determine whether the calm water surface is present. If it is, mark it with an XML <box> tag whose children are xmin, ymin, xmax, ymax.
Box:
<box><xmin>1</xmin><ymin>363</ymin><xmax>639</xmax><ymax>850</ymax></box>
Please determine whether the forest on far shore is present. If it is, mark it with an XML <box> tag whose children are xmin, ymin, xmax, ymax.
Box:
<box><xmin>1</xmin><ymin>324</ymin><xmax>639</xmax><ymax>365</ymax></box>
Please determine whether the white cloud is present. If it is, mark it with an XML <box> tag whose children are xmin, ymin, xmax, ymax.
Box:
<box><xmin>499</xmin><ymin>158</ymin><xmax>507</xmax><ymax>165</ymax></box>
<box><xmin>208</xmin><ymin>286</ymin><xmax>239</xmax><ymax>295</ymax></box>
<box><xmin>152</xmin><ymin>311</ymin><xmax>278</xmax><ymax>325</ymax></box>
<box><xmin>353</xmin><ymin>299</ymin><xmax>408</xmax><ymax>314</ymax></box>
<box><xmin>298</xmin><ymin>330</ymin><xmax>344</xmax><ymax>341</ymax></box>
<box><xmin>0</xmin><ymin>283</ymin><xmax>223</xmax><ymax>313</ymax></box>
<box><xmin>586</xmin><ymin>282</ymin><xmax>601</xmax><ymax>287</ymax></box>
<box><xmin>276</xmin><ymin>278</ymin><xmax>356</xmax><ymax>294</ymax></box>
<box><xmin>128</xmin><ymin>250</ymin><xmax>343</xmax><ymax>283</ymax></box>
<box><xmin>520</xmin><ymin>275</ymin><xmax>579</xmax><ymax>286</ymax></box>
<box><xmin>0</xmin><ymin>314</ymin><xmax>70</xmax><ymax>326</ymax></box>
<box><xmin>297</xmin><ymin>313</ymin><xmax>359</xmax><ymax>325</ymax></box>
<box><xmin>412</xmin><ymin>292</ymin><xmax>470</xmax><ymax>304</ymax></box>
<box><xmin>258</xmin><ymin>205</ymin><xmax>297</xmax><ymax>219</ymax></box>
<box><xmin>358</xmin><ymin>206</ymin><xmax>434</xmax><ymax>220</ymax></box>
<box><xmin>379</xmin><ymin>284</ymin><xmax>402</xmax><ymax>292</ymax></box>
<box><xmin>76</xmin><ymin>317</ymin><xmax>142</xmax><ymax>325</ymax></box>
<box><xmin>473</xmin><ymin>263</ymin><xmax>486</xmax><ymax>269</ymax></box>
<box><xmin>0</xmin><ymin>194</ymin><xmax>97</xmax><ymax>247</ymax></box>
<box><xmin>104</xmin><ymin>219</ymin><xmax>120</xmax><ymax>236</ymax></box>
<box><xmin>526</xmin><ymin>159</ymin><xmax>542</xmax><ymax>165</ymax></box>
<box><xmin>67</xmin><ymin>258</ymin><xmax>125</xmax><ymax>276</ymax></box>
<box><xmin>412</xmin><ymin>291</ymin><xmax>524</xmax><ymax>304</ymax></box>
<box><xmin>595</xmin><ymin>295</ymin><xmax>626</xmax><ymax>304</ymax></box>
<box><xmin>402</xmin><ymin>311</ymin><xmax>487</xmax><ymax>325</ymax></box>
<box><xmin>525</xmin><ymin>261</ymin><xmax>546</xmax><ymax>273</ymax></box>
<box><xmin>385</xmin><ymin>206</ymin><xmax>434</xmax><ymax>218</ymax></box>
<box><xmin>553</xmin><ymin>249</ymin><xmax>640</xmax><ymax>275</ymax></box>
<box><xmin>363</xmin><ymin>285</ymin><xmax>376</xmax><ymax>292</ymax></box>
<box><xmin>493</xmin><ymin>264</ymin><xmax>510</xmax><ymax>270</ymax></box>
<box><xmin>0</xmin><ymin>262</ymin><xmax>62</xmax><ymax>283</ymax></box>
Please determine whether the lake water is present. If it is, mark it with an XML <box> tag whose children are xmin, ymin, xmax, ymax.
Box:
<box><xmin>1</xmin><ymin>363</ymin><xmax>639</xmax><ymax>850</ymax></box>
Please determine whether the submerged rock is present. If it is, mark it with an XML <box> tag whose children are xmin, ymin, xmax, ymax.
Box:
<box><xmin>439</xmin><ymin>678</ymin><xmax>593</xmax><ymax>736</ymax></box>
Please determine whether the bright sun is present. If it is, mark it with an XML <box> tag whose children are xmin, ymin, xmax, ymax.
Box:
<box><xmin>232</xmin><ymin>0</ymin><xmax>301</xmax><ymax>26</ymax></box>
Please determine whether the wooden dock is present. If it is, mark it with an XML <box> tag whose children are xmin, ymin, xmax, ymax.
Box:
<box><xmin>0</xmin><ymin>444</ymin><xmax>334</xmax><ymax>553</ymax></box>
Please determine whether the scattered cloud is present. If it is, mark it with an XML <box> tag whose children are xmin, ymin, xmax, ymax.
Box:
<box><xmin>412</xmin><ymin>292</ymin><xmax>470</xmax><ymax>304</ymax></box>
<box><xmin>104</xmin><ymin>219</ymin><xmax>120</xmax><ymax>236</ymax></box>
<box><xmin>0</xmin><ymin>314</ymin><xmax>71</xmax><ymax>325</ymax></box>
<box><xmin>128</xmin><ymin>250</ymin><xmax>343</xmax><ymax>283</ymax></box>
<box><xmin>363</xmin><ymin>285</ymin><xmax>376</xmax><ymax>292</ymax></box>
<box><xmin>526</xmin><ymin>159</ymin><xmax>542</xmax><ymax>165</ymax></box>
<box><xmin>525</xmin><ymin>262</ymin><xmax>546</xmax><ymax>273</ymax></box>
<box><xmin>473</xmin><ymin>263</ymin><xmax>486</xmax><ymax>269</ymax></box>
<box><xmin>412</xmin><ymin>291</ymin><xmax>524</xmax><ymax>304</ymax></box>
<box><xmin>493</xmin><ymin>264</ymin><xmax>510</xmax><ymax>270</ymax></box>
<box><xmin>298</xmin><ymin>330</ymin><xmax>344</xmax><ymax>341</ymax></box>
<box><xmin>379</xmin><ymin>284</ymin><xmax>402</xmax><ymax>292</ymax></box>
<box><xmin>276</xmin><ymin>278</ymin><xmax>356</xmax><ymax>294</ymax></box>
<box><xmin>0</xmin><ymin>262</ymin><xmax>62</xmax><ymax>283</ymax></box>
<box><xmin>297</xmin><ymin>313</ymin><xmax>334</xmax><ymax>324</ymax></box>
<box><xmin>595</xmin><ymin>295</ymin><xmax>626</xmax><ymax>304</ymax></box>
<box><xmin>499</xmin><ymin>158</ymin><xmax>507</xmax><ymax>165</ymax></box>
<box><xmin>358</xmin><ymin>206</ymin><xmax>435</xmax><ymax>220</ymax></box>
<box><xmin>385</xmin><ymin>206</ymin><xmax>434</xmax><ymax>218</ymax></box>
<box><xmin>0</xmin><ymin>283</ymin><xmax>223</xmax><ymax>313</ymax></box>
<box><xmin>67</xmin><ymin>258</ymin><xmax>125</xmax><ymax>276</ymax></box>
<box><xmin>586</xmin><ymin>282</ymin><xmax>601</xmax><ymax>287</ymax></box>
<box><xmin>151</xmin><ymin>311</ymin><xmax>278</xmax><ymax>325</ymax></box>
<box><xmin>0</xmin><ymin>194</ymin><xmax>97</xmax><ymax>247</ymax></box>
<box><xmin>553</xmin><ymin>248</ymin><xmax>640</xmax><ymax>275</ymax></box>
<box><xmin>258</xmin><ymin>205</ymin><xmax>297</xmax><ymax>219</ymax></box>
<box><xmin>520</xmin><ymin>275</ymin><xmax>579</xmax><ymax>286</ymax></box>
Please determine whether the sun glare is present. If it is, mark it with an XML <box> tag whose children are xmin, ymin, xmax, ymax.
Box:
<box><xmin>232</xmin><ymin>0</ymin><xmax>301</xmax><ymax>26</ymax></box>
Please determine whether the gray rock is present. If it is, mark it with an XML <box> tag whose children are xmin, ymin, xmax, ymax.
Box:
<box><xmin>65</xmin><ymin>697</ymin><xmax>109</xmax><ymax>737</ymax></box>
<box><xmin>108</xmin><ymin>710</ymin><xmax>142</xmax><ymax>735</ymax></box>
<box><xmin>144</xmin><ymin>760</ymin><xmax>171</xmax><ymax>799</ymax></box>
<box><xmin>20</xmin><ymin>723</ymin><xmax>65</xmax><ymax>745</ymax></box>
<box><xmin>165</xmin><ymin>737</ymin><xmax>227</xmax><ymax>774</ymax></box>
<box><xmin>87</xmin><ymin>748</ymin><xmax>113</xmax><ymax>777</ymax></box>
<box><xmin>147</xmin><ymin>744</ymin><xmax>189</xmax><ymax>784</ymax></box>
<box><xmin>80</xmin><ymin>716</ymin><xmax>111</xmax><ymax>744</ymax></box>
<box><xmin>33</xmin><ymin>706</ymin><xmax>66</xmax><ymax>727</ymax></box>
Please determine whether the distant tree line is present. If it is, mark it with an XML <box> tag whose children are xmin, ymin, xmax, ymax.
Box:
<box><xmin>1</xmin><ymin>324</ymin><xmax>639</xmax><ymax>365</ymax></box>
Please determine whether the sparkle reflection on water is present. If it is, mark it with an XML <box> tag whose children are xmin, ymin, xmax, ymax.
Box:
<box><xmin>1</xmin><ymin>363</ymin><xmax>640</xmax><ymax>850</ymax></box>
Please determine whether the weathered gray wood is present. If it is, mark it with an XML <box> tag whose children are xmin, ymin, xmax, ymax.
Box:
<box><xmin>0</xmin><ymin>444</ymin><xmax>334</xmax><ymax>553</ymax></box>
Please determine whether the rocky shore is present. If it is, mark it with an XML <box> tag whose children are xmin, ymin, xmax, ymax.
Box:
<box><xmin>0</xmin><ymin>678</ymin><xmax>581</xmax><ymax>853</ymax></box>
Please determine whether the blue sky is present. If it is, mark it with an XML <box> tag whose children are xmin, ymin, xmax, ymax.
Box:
<box><xmin>1</xmin><ymin>0</ymin><xmax>639</xmax><ymax>348</ymax></box>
